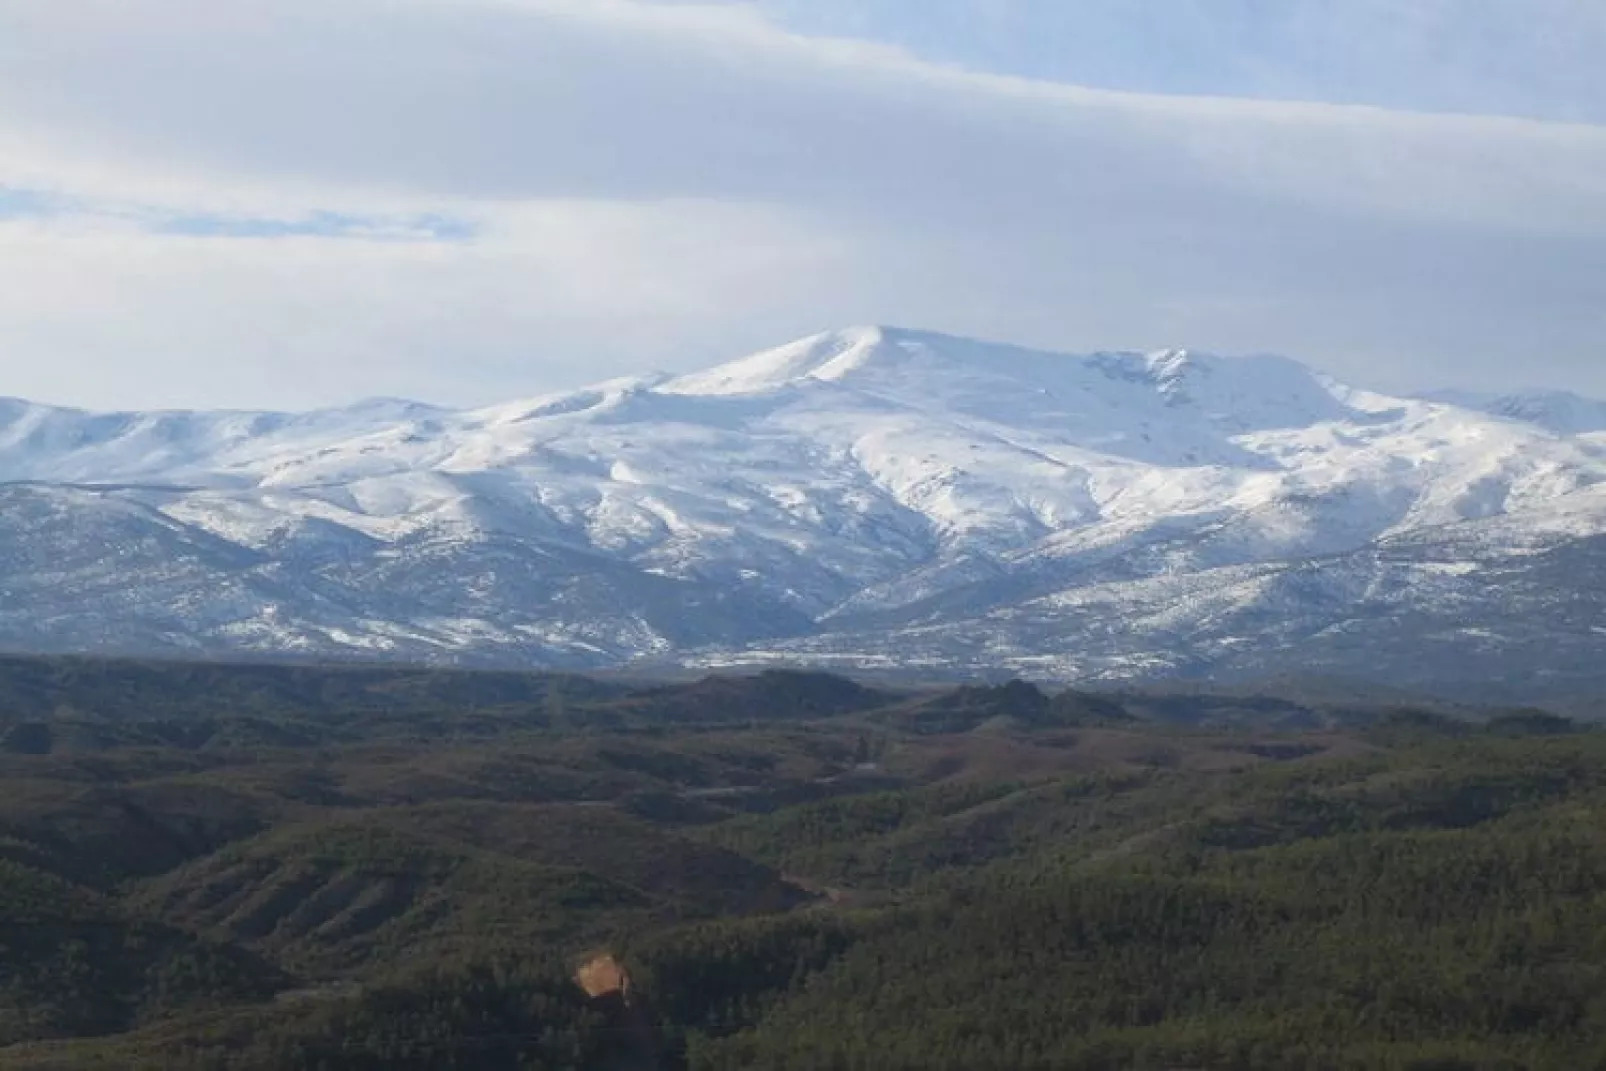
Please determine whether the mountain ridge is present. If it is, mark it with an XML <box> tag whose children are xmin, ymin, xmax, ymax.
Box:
<box><xmin>2</xmin><ymin>326</ymin><xmax>1603</xmax><ymax>695</ymax></box>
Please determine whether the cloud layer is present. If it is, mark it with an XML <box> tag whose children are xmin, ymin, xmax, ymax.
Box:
<box><xmin>0</xmin><ymin>0</ymin><xmax>1602</xmax><ymax>409</ymax></box>
<box><xmin>745</xmin><ymin>0</ymin><xmax>1606</xmax><ymax>125</ymax></box>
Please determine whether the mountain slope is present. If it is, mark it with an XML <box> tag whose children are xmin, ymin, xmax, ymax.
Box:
<box><xmin>2</xmin><ymin>326</ymin><xmax>1603</xmax><ymax>692</ymax></box>
<box><xmin>1417</xmin><ymin>387</ymin><xmax>1606</xmax><ymax>436</ymax></box>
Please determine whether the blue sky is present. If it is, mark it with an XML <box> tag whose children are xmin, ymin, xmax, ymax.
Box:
<box><xmin>0</xmin><ymin>0</ymin><xmax>1601</xmax><ymax>409</ymax></box>
<box><xmin>749</xmin><ymin>0</ymin><xmax>1605</xmax><ymax>123</ymax></box>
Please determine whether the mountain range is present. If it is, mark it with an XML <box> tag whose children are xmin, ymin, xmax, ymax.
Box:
<box><xmin>3</xmin><ymin>326</ymin><xmax>1603</xmax><ymax>698</ymax></box>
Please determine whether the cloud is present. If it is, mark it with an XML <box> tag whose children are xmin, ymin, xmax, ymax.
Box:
<box><xmin>720</xmin><ymin>0</ymin><xmax>1606</xmax><ymax>125</ymax></box>
<box><xmin>0</xmin><ymin>199</ymin><xmax>860</xmax><ymax>409</ymax></box>
<box><xmin>0</xmin><ymin>0</ymin><xmax>1602</xmax><ymax>409</ymax></box>
<box><xmin>0</xmin><ymin>186</ymin><xmax>475</xmax><ymax>241</ymax></box>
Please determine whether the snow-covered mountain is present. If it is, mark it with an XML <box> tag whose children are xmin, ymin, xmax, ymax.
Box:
<box><xmin>1415</xmin><ymin>388</ymin><xmax>1606</xmax><ymax>437</ymax></box>
<box><xmin>3</xmin><ymin>326</ymin><xmax>1603</xmax><ymax>696</ymax></box>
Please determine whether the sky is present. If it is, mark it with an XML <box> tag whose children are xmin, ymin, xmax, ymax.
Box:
<box><xmin>0</xmin><ymin>0</ymin><xmax>1602</xmax><ymax>411</ymax></box>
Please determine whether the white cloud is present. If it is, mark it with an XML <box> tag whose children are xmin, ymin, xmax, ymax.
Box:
<box><xmin>727</xmin><ymin>0</ymin><xmax>1606</xmax><ymax>125</ymax></box>
<box><xmin>0</xmin><ymin>200</ymin><xmax>863</xmax><ymax>409</ymax></box>
<box><xmin>0</xmin><ymin>0</ymin><xmax>1602</xmax><ymax>409</ymax></box>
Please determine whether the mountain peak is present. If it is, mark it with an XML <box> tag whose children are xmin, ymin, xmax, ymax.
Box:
<box><xmin>1</xmin><ymin>324</ymin><xmax>1604</xmax><ymax>690</ymax></box>
<box><xmin>1421</xmin><ymin>388</ymin><xmax>1606</xmax><ymax>436</ymax></box>
<box><xmin>1145</xmin><ymin>346</ymin><xmax>1193</xmax><ymax>369</ymax></box>
<box><xmin>341</xmin><ymin>396</ymin><xmax>441</xmax><ymax>416</ymax></box>
<box><xmin>656</xmin><ymin>328</ymin><xmax>1366</xmax><ymax>437</ymax></box>
<box><xmin>663</xmin><ymin>325</ymin><xmax>1146</xmax><ymax>399</ymax></box>
<box><xmin>659</xmin><ymin>325</ymin><xmax>918</xmax><ymax>396</ymax></box>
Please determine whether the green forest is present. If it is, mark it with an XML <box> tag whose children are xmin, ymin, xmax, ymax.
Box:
<box><xmin>0</xmin><ymin>653</ymin><xmax>1601</xmax><ymax>1069</ymax></box>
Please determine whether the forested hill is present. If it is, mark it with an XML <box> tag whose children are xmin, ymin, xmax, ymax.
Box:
<box><xmin>0</xmin><ymin>653</ymin><xmax>1601</xmax><ymax>1069</ymax></box>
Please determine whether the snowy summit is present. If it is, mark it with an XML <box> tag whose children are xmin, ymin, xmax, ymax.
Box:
<box><xmin>1</xmin><ymin>327</ymin><xmax>1603</xmax><ymax>696</ymax></box>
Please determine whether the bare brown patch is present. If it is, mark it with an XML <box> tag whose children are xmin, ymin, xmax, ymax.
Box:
<box><xmin>575</xmin><ymin>952</ymin><xmax>631</xmax><ymax>1000</ymax></box>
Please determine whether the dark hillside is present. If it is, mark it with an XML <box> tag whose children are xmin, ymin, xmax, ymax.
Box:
<box><xmin>0</xmin><ymin>652</ymin><xmax>1599</xmax><ymax>1068</ymax></box>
